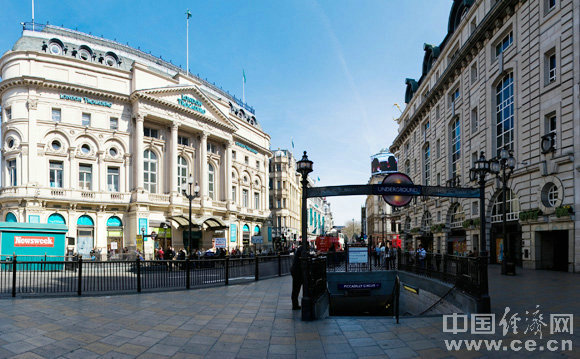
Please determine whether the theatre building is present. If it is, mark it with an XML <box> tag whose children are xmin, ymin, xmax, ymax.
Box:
<box><xmin>0</xmin><ymin>24</ymin><xmax>271</xmax><ymax>258</ymax></box>
<box><xmin>389</xmin><ymin>0</ymin><xmax>579</xmax><ymax>272</ymax></box>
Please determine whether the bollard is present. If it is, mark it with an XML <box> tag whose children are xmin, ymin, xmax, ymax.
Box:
<box><xmin>185</xmin><ymin>259</ymin><xmax>190</xmax><ymax>289</ymax></box>
<box><xmin>77</xmin><ymin>257</ymin><xmax>83</xmax><ymax>296</ymax></box>
<box><xmin>136</xmin><ymin>257</ymin><xmax>141</xmax><ymax>293</ymax></box>
<box><xmin>225</xmin><ymin>257</ymin><xmax>229</xmax><ymax>285</ymax></box>
<box><xmin>254</xmin><ymin>256</ymin><xmax>259</xmax><ymax>281</ymax></box>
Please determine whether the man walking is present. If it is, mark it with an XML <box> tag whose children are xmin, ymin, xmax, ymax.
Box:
<box><xmin>291</xmin><ymin>244</ymin><xmax>306</xmax><ymax>310</ymax></box>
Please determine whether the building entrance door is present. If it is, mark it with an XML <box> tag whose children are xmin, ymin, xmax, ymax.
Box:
<box><xmin>540</xmin><ymin>230</ymin><xmax>568</xmax><ymax>271</ymax></box>
<box><xmin>77</xmin><ymin>230</ymin><xmax>93</xmax><ymax>258</ymax></box>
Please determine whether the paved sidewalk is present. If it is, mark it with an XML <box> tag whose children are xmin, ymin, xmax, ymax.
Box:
<box><xmin>0</xmin><ymin>268</ymin><xmax>577</xmax><ymax>358</ymax></box>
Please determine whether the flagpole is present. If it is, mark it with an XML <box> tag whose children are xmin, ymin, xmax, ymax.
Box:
<box><xmin>32</xmin><ymin>0</ymin><xmax>35</xmax><ymax>30</ymax></box>
<box><xmin>186</xmin><ymin>12</ymin><xmax>189</xmax><ymax>74</ymax></box>
<box><xmin>242</xmin><ymin>74</ymin><xmax>245</xmax><ymax>104</ymax></box>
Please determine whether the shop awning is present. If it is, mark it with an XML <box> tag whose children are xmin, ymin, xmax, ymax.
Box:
<box><xmin>167</xmin><ymin>215</ymin><xmax>228</xmax><ymax>231</ymax></box>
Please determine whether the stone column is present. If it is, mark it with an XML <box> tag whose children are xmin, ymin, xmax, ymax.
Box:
<box><xmin>68</xmin><ymin>148</ymin><xmax>76</xmax><ymax>190</ymax></box>
<box><xmin>199</xmin><ymin>132</ymin><xmax>208</xmax><ymax>203</ymax></box>
<box><xmin>97</xmin><ymin>151</ymin><xmax>105</xmax><ymax>192</ymax></box>
<box><xmin>225</xmin><ymin>141</ymin><xmax>233</xmax><ymax>204</ymax></box>
<box><xmin>170</xmin><ymin>123</ymin><xmax>179</xmax><ymax>194</ymax></box>
<box><xmin>134</xmin><ymin>114</ymin><xmax>144</xmax><ymax>190</ymax></box>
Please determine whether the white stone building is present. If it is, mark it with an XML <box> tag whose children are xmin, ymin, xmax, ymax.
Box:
<box><xmin>389</xmin><ymin>0</ymin><xmax>579</xmax><ymax>271</ymax></box>
<box><xmin>0</xmin><ymin>24</ymin><xmax>271</xmax><ymax>258</ymax></box>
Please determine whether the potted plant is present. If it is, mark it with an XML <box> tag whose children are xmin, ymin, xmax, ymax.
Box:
<box><xmin>555</xmin><ymin>205</ymin><xmax>573</xmax><ymax>218</ymax></box>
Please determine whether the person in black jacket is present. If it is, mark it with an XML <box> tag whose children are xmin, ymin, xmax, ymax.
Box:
<box><xmin>291</xmin><ymin>244</ymin><xmax>306</xmax><ymax>310</ymax></box>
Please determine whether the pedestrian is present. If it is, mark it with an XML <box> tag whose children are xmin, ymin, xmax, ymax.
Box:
<box><xmin>389</xmin><ymin>244</ymin><xmax>397</xmax><ymax>269</ymax></box>
<box><xmin>417</xmin><ymin>244</ymin><xmax>427</xmax><ymax>269</ymax></box>
<box><xmin>384</xmin><ymin>243</ymin><xmax>391</xmax><ymax>269</ymax></box>
<box><xmin>291</xmin><ymin>244</ymin><xmax>306</xmax><ymax>310</ymax></box>
<box><xmin>157</xmin><ymin>247</ymin><xmax>164</xmax><ymax>260</ymax></box>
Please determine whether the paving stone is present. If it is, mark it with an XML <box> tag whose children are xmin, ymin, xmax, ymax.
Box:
<box><xmin>3</xmin><ymin>341</ymin><xmax>38</xmax><ymax>355</ymax></box>
<box><xmin>63</xmin><ymin>348</ymin><xmax>100</xmax><ymax>359</ymax></box>
<box><xmin>383</xmin><ymin>346</ymin><xmax>418</xmax><ymax>359</ymax></box>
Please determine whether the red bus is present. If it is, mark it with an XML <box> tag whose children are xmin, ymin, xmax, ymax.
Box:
<box><xmin>315</xmin><ymin>235</ymin><xmax>345</xmax><ymax>252</ymax></box>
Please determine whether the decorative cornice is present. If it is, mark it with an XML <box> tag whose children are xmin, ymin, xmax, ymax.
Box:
<box><xmin>391</xmin><ymin>0</ymin><xmax>521</xmax><ymax>152</ymax></box>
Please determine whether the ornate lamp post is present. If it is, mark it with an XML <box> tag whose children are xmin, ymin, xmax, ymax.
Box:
<box><xmin>380</xmin><ymin>208</ymin><xmax>385</xmax><ymax>246</ymax></box>
<box><xmin>469</xmin><ymin>151</ymin><xmax>491</xmax><ymax>312</ymax></box>
<box><xmin>181</xmin><ymin>174</ymin><xmax>200</xmax><ymax>254</ymax></box>
<box><xmin>296</xmin><ymin>151</ymin><xmax>313</xmax><ymax>249</ymax></box>
<box><xmin>490</xmin><ymin>149</ymin><xmax>517</xmax><ymax>275</ymax></box>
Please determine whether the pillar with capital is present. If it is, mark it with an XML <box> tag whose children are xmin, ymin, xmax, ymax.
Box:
<box><xmin>199</xmin><ymin>132</ymin><xmax>208</xmax><ymax>205</ymax></box>
<box><xmin>225</xmin><ymin>140</ymin><xmax>233</xmax><ymax>206</ymax></box>
<box><xmin>134</xmin><ymin>114</ymin><xmax>145</xmax><ymax>191</ymax></box>
<box><xmin>170</xmin><ymin>122</ymin><xmax>179</xmax><ymax>194</ymax></box>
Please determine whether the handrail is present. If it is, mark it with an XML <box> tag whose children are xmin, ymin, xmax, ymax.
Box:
<box><xmin>393</xmin><ymin>274</ymin><xmax>400</xmax><ymax>324</ymax></box>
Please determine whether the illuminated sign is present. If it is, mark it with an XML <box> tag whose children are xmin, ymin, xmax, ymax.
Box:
<box><xmin>60</xmin><ymin>94</ymin><xmax>112</xmax><ymax>107</ymax></box>
<box><xmin>178</xmin><ymin>95</ymin><xmax>206</xmax><ymax>114</ymax></box>
<box><xmin>371</xmin><ymin>151</ymin><xmax>397</xmax><ymax>175</ymax></box>
<box><xmin>14</xmin><ymin>236</ymin><xmax>55</xmax><ymax>247</ymax></box>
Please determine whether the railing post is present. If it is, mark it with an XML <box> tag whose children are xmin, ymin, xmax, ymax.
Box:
<box><xmin>225</xmin><ymin>257</ymin><xmax>229</xmax><ymax>285</ymax></box>
<box><xmin>278</xmin><ymin>254</ymin><xmax>281</xmax><ymax>277</ymax></box>
<box><xmin>77</xmin><ymin>257</ymin><xmax>83</xmax><ymax>296</ymax></box>
<box><xmin>136</xmin><ymin>257</ymin><xmax>141</xmax><ymax>293</ymax></box>
<box><xmin>254</xmin><ymin>256</ymin><xmax>259</xmax><ymax>281</ymax></box>
<box><xmin>185</xmin><ymin>259</ymin><xmax>191</xmax><ymax>289</ymax></box>
<box><xmin>11</xmin><ymin>255</ymin><xmax>17</xmax><ymax>298</ymax></box>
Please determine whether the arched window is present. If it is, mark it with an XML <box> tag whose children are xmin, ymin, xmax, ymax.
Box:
<box><xmin>496</xmin><ymin>73</ymin><xmax>514</xmax><ymax>155</ymax></box>
<box><xmin>177</xmin><ymin>156</ymin><xmax>188</xmax><ymax>189</ymax></box>
<box><xmin>254</xmin><ymin>226</ymin><xmax>260</xmax><ymax>235</ymax></box>
<box><xmin>77</xmin><ymin>215</ymin><xmax>94</xmax><ymax>226</ymax></box>
<box><xmin>208</xmin><ymin>163</ymin><xmax>215</xmax><ymax>200</ymax></box>
<box><xmin>492</xmin><ymin>190</ymin><xmax>520</xmax><ymax>223</ymax></box>
<box><xmin>48</xmin><ymin>213</ymin><xmax>66</xmax><ymax>225</ymax></box>
<box><xmin>450</xmin><ymin>204</ymin><xmax>465</xmax><ymax>229</ymax></box>
<box><xmin>243</xmin><ymin>224</ymin><xmax>250</xmax><ymax>232</ymax></box>
<box><xmin>5</xmin><ymin>212</ymin><xmax>17</xmax><ymax>222</ymax></box>
<box><xmin>106</xmin><ymin>216</ymin><xmax>122</xmax><ymax>227</ymax></box>
<box><xmin>144</xmin><ymin>150</ymin><xmax>157</xmax><ymax>193</ymax></box>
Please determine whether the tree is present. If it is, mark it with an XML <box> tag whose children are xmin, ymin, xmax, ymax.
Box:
<box><xmin>344</xmin><ymin>219</ymin><xmax>361</xmax><ymax>242</ymax></box>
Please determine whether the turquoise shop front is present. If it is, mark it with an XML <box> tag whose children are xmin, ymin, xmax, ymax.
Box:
<box><xmin>0</xmin><ymin>222</ymin><xmax>68</xmax><ymax>267</ymax></box>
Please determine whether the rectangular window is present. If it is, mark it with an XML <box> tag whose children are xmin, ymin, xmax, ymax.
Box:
<box><xmin>436</xmin><ymin>105</ymin><xmax>440</xmax><ymax>120</ymax></box>
<box><xmin>232</xmin><ymin>150</ymin><xmax>236</xmax><ymax>160</ymax></box>
<box><xmin>79</xmin><ymin>164</ymin><xmax>93</xmax><ymax>190</ymax></box>
<box><xmin>5</xmin><ymin>107</ymin><xmax>11</xmax><ymax>120</ymax></box>
<box><xmin>472</xmin><ymin>201</ymin><xmax>479</xmax><ymax>216</ymax></box>
<box><xmin>82</xmin><ymin>113</ymin><xmax>91</xmax><ymax>127</ymax></box>
<box><xmin>277</xmin><ymin>199</ymin><xmax>281</xmax><ymax>209</ymax></box>
<box><xmin>52</xmin><ymin>108</ymin><xmax>61</xmax><ymax>122</ymax></box>
<box><xmin>548</xmin><ymin>52</ymin><xmax>557</xmax><ymax>83</ymax></box>
<box><xmin>495</xmin><ymin>31</ymin><xmax>513</xmax><ymax>57</ymax></box>
<box><xmin>232</xmin><ymin>186</ymin><xmax>236</xmax><ymax>202</ymax></box>
<box><xmin>436</xmin><ymin>173</ymin><xmax>441</xmax><ymax>186</ymax></box>
<box><xmin>471</xmin><ymin>107</ymin><xmax>478</xmax><ymax>133</ymax></box>
<box><xmin>436</xmin><ymin>139</ymin><xmax>441</xmax><ymax>158</ymax></box>
<box><xmin>423</xmin><ymin>120</ymin><xmax>430</xmax><ymax>142</ymax></box>
<box><xmin>449</xmin><ymin>87</ymin><xmax>460</xmax><ymax>108</ymax></box>
<box><xmin>424</xmin><ymin>145</ymin><xmax>431</xmax><ymax>186</ymax></box>
<box><xmin>207</xmin><ymin>142</ymin><xmax>217</xmax><ymax>154</ymax></box>
<box><xmin>470</xmin><ymin>18</ymin><xmax>477</xmax><ymax>34</ymax></box>
<box><xmin>244</xmin><ymin>156</ymin><xmax>249</xmax><ymax>164</ymax></box>
<box><xmin>49</xmin><ymin>161</ymin><xmax>63</xmax><ymax>188</ymax></box>
<box><xmin>496</xmin><ymin>73</ymin><xmax>514</xmax><ymax>154</ymax></box>
<box><xmin>107</xmin><ymin>167</ymin><xmax>119</xmax><ymax>192</ymax></box>
<box><xmin>178</xmin><ymin>135</ymin><xmax>189</xmax><ymax>146</ymax></box>
<box><xmin>269</xmin><ymin>197</ymin><xmax>273</xmax><ymax>209</ymax></box>
<box><xmin>545</xmin><ymin>0</ymin><xmax>556</xmax><ymax>13</ymax></box>
<box><xmin>450</xmin><ymin>117</ymin><xmax>461</xmax><ymax>179</ymax></box>
<box><xmin>471</xmin><ymin>63</ymin><xmax>478</xmax><ymax>84</ymax></box>
<box><xmin>283</xmin><ymin>198</ymin><xmax>287</xmax><ymax>208</ymax></box>
<box><xmin>109</xmin><ymin>117</ymin><xmax>118</xmax><ymax>130</ymax></box>
<box><xmin>256</xmin><ymin>160</ymin><xmax>260</xmax><ymax>169</ymax></box>
<box><xmin>144</xmin><ymin>127</ymin><xmax>159</xmax><ymax>138</ymax></box>
<box><xmin>547</xmin><ymin>114</ymin><xmax>557</xmax><ymax>134</ymax></box>
<box><xmin>254</xmin><ymin>193</ymin><xmax>260</xmax><ymax>210</ymax></box>
<box><xmin>242</xmin><ymin>189</ymin><xmax>248</xmax><ymax>207</ymax></box>
<box><xmin>269</xmin><ymin>178</ymin><xmax>273</xmax><ymax>189</ymax></box>
<box><xmin>7</xmin><ymin>159</ymin><xmax>17</xmax><ymax>186</ymax></box>
<box><xmin>276</xmin><ymin>164</ymin><xmax>282</xmax><ymax>171</ymax></box>
<box><xmin>277</xmin><ymin>181</ymin><xmax>281</xmax><ymax>189</ymax></box>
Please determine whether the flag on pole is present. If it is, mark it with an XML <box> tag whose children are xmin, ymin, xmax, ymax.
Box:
<box><xmin>291</xmin><ymin>137</ymin><xmax>294</xmax><ymax>149</ymax></box>
<box><xmin>186</xmin><ymin>9</ymin><xmax>192</xmax><ymax>19</ymax></box>
<box><xmin>243</xmin><ymin>69</ymin><xmax>246</xmax><ymax>83</ymax></box>
<box><xmin>317</xmin><ymin>177</ymin><xmax>320</xmax><ymax>182</ymax></box>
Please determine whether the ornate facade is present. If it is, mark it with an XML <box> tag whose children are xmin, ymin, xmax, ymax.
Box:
<box><xmin>389</xmin><ymin>0</ymin><xmax>579</xmax><ymax>271</ymax></box>
<box><xmin>0</xmin><ymin>24</ymin><xmax>271</xmax><ymax>258</ymax></box>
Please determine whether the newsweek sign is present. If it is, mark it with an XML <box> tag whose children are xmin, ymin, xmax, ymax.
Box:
<box><xmin>14</xmin><ymin>236</ymin><xmax>55</xmax><ymax>247</ymax></box>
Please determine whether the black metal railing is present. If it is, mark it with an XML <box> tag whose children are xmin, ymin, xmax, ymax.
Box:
<box><xmin>0</xmin><ymin>255</ymin><xmax>293</xmax><ymax>298</ymax></box>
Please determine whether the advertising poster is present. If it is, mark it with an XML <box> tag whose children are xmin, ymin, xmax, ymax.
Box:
<box><xmin>349</xmin><ymin>247</ymin><xmax>368</xmax><ymax>264</ymax></box>
<box><xmin>370</xmin><ymin>151</ymin><xmax>398</xmax><ymax>175</ymax></box>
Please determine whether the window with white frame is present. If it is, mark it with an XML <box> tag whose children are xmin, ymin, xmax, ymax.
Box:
<box><xmin>107</xmin><ymin>167</ymin><xmax>119</xmax><ymax>192</ymax></box>
<box><xmin>49</xmin><ymin>161</ymin><xmax>63</xmax><ymax>188</ymax></box>
<box><xmin>547</xmin><ymin>51</ymin><xmax>557</xmax><ymax>84</ymax></box>
<box><xmin>178</xmin><ymin>136</ymin><xmax>189</xmax><ymax>146</ymax></box>
<box><xmin>450</xmin><ymin>117</ymin><xmax>461</xmax><ymax>179</ymax></box>
<box><xmin>242</xmin><ymin>189</ymin><xmax>248</xmax><ymax>207</ymax></box>
<box><xmin>495</xmin><ymin>31</ymin><xmax>513</xmax><ymax>57</ymax></box>
<box><xmin>232</xmin><ymin>186</ymin><xmax>236</xmax><ymax>202</ymax></box>
<box><xmin>421</xmin><ymin>211</ymin><xmax>432</xmax><ymax>231</ymax></box>
<box><xmin>546</xmin><ymin>114</ymin><xmax>557</xmax><ymax>136</ymax></box>
<box><xmin>143</xmin><ymin>150</ymin><xmax>157</xmax><ymax>193</ymax></box>
<box><xmin>496</xmin><ymin>73</ymin><xmax>514</xmax><ymax>155</ymax></box>
<box><xmin>541</xmin><ymin>183</ymin><xmax>558</xmax><ymax>207</ymax></box>
<box><xmin>5</xmin><ymin>107</ymin><xmax>11</xmax><ymax>121</ymax></box>
<box><xmin>471</xmin><ymin>63</ymin><xmax>477</xmax><ymax>84</ymax></box>
<box><xmin>144</xmin><ymin>127</ymin><xmax>159</xmax><ymax>139</ymax></box>
<box><xmin>208</xmin><ymin>163</ymin><xmax>215</xmax><ymax>200</ymax></box>
<box><xmin>436</xmin><ymin>139</ymin><xmax>440</xmax><ymax>158</ymax></box>
<box><xmin>82</xmin><ymin>113</ymin><xmax>91</xmax><ymax>127</ymax></box>
<box><xmin>424</xmin><ymin>144</ymin><xmax>430</xmax><ymax>186</ymax></box>
<box><xmin>491</xmin><ymin>190</ymin><xmax>520</xmax><ymax>222</ymax></box>
<box><xmin>7</xmin><ymin>159</ymin><xmax>16</xmax><ymax>186</ymax></box>
<box><xmin>79</xmin><ymin>164</ymin><xmax>93</xmax><ymax>190</ymax></box>
<box><xmin>52</xmin><ymin>108</ymin><xmax>61</xmax><ymax>122</ymax></box>
<box><xmin>254</xmin><ymin>192</ymin><xmax>260</xmax><ymax>209</ymax></box>
<box><xmin>207</xmin><ymin>142</ymin><xmax>217</xmax><ymax>154</ymax></box>
<box><xmin>471</xmin><ymin>107</ymin><xmax>478</xmax><ymax>133</ymax></box>
<box><xmin>472</xmin><ymin>201</ymin><xmax>478</xmax><ymax>216</ymax></box>
<box><xmin>177</xmin><ymin>156</ymin><xmax>188</xmax><ymax>189</ymax></box>
<box><xmin>449</xmin><ymin>87</ymin><xmax>460</xmax><ymax>109</ymax></box>
<box><xmin>450</xmin><ymin>205</ymin><xmax>465</xmax><ymax>229</ymax></box>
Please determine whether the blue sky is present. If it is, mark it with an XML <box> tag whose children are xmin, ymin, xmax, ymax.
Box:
<box><xmin>0</xmin><ymin>0</ymin><xmax>451</xmax><ymax>226</ymax></box>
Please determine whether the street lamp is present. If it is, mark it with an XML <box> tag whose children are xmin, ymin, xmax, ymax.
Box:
<box><xmin>469</xmin><ymin>151</ymin><xmax>491</xmax><ymax>312</ymax></box>
<box><xmin>296</xmin><ymin>151</ymin><xmax>313</xmax><ymax>250</ymax></box>
<box><xmin>489</xmin><ymin>149</ymin><xmax>517</xmax><ymax>275</ymax></box>
<box><xmin>181</xmin><ymin>174</ymin><xmax>200</xmax><ymax>254</ymax></box>
<box><xmin>380</xmin><ymin>208</ymin><xmax>385</xmax><ymax>246</ymax></box>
